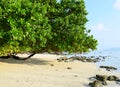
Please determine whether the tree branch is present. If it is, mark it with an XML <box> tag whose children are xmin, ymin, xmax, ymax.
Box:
<box><xmin>0</xmin><ymin>52</ymin><xmax>36</xmax><ymax>60</ymax></box>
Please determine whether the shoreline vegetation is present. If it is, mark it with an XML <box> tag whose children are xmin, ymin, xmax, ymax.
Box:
<box><xmin>0</xmin><ymin>53</ymin><xmax>120</xmax><ymax>87</ymax></box>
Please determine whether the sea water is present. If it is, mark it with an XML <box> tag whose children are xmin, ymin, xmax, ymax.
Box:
<box><xmin>89</xmin><ymin>50</ymin><xmax>120</xmax><ymax>72</ymax></box>
<box><xmin>96</xmin><ymin>51</ymin><xmax>120</xmax><ymax>72</ymax></box>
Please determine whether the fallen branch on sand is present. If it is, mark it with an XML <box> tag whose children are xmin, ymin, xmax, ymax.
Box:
<box><xmin>0</xmin><ymin>52</ymin><xmax>36</xmax><ymax>60</ymax></box>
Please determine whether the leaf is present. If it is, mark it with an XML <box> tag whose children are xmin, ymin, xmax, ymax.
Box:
<box><xmin>21</xmin><ymin>9</ymin><xmax>26</xmax><ymax>15</ymax></box>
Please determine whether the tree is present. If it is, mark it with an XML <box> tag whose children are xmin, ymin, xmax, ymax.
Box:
<box><xmin>43</xmin><ymin>0</ymin><xmax>98</xmax><ymax>53</ymax></box>
<box><xmin>0</xmin><ymin>0</ymin><xmax>97</xmax><ymax>57</ymax></box>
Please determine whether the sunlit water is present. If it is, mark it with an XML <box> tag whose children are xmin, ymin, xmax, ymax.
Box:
<box><xmin>96</xmin><ymin>51</ymin><xmax>120</xmax><ymax>72</ymax></box>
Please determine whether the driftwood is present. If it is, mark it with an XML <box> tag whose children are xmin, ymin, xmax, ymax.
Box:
<box><xmin>0</xmin><ymin>52</ymin><xmax>36</xmax><ymax>60</ymax></box>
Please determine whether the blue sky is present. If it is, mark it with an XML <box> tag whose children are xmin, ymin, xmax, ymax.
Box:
<box><xmin>85</xmin><ymin>0</ymin><xmax>120</xmax><ymax>50</ymax></box>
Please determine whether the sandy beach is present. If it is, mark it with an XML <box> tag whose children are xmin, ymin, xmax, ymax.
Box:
<box><xmin>0</xmin><ymin>53</ymin><xmax>119</xmax><ymax>87</ymax></box>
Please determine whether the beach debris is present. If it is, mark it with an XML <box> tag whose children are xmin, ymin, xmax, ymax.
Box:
<box><xmin>100</xmin><ymin>66</ymin><xmax>117</xmax><ymax>71</ymax></box>
<box><xmin>89</xmin><ymin>74</ymin><xmax>120</xmax><ymax>87</ymax></box>
<box><xmin>67</xmin><ymin>67</ymin><xmax>72</xmax><ymax>70</ymax></box>
<box><xmin>50</xmin><ymin>64</ymin><xmax>54</xmax><ymax>66</ymax></box>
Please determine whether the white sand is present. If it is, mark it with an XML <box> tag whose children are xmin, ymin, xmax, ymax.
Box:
<box><xmin>0</xmin><ymin>54</ymin><xmax>119</xmax><ymax>87</ymax></box>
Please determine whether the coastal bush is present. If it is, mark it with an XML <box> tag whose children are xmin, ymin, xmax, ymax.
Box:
<box><xmin>0</xmin><ymin>0</ymin><xmax>98</xmax><ymax>55</ymax></box>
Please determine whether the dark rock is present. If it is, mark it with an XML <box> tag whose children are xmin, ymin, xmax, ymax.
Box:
<box><xmin>102</xmin><ymin>81</ymin><xmax>107</xmax><ymax>85</ymax></box>
<box><xmin>86</xmin><ymin>57</ymin><xmax>100</xmax><ymax>63</ymax></box>
<box><xmin>86</xmin><ymin>59</ymin><xmax>94</xmax><ymax>62</ymax></box>
<box><xmin>116</xmin><ymin>79</ymin><xmax>120</xmax><ymax>82</ymax></box>
<box><xmin>91</xmin><ymin>56</ymin><xmax>95</xmax><ymax>58</ymax></box>
<box><xmin>106</xmin><ymin>68</ymin><xmax>111</xmax><ymax>71</ymax></box>
<box><xmin>57</xmin><ymin>57</ymin><xmax>67</xmax><ymax>62</ymax></box>
<box><xmin>89</xmin><ymin>74</ymin><xmax>120</xmax><ymax>86</ymax></box>
<box><xmin>100</xmin><ymin>66</ymin><xmax>117</xmax><ymax>71</ymax></box>
<box><xmin>89</xmin><ymin>80</ymin><xmax>103</xmax><ymax>87</ymax></box>
<box><xmin>116</xmin><ymin>79</ymin><xmax>120</xmax><ymax>84</ymax></box>
<box><xmin>96</xmin><ymin>75</ymin><xmax>107</xmax><ymax>82</ymax></box>
<box><xmin>50</xmin><ymin>64</ymin><xmax>54</xmax><ymax>66</ymax></box>
<box><xmin>80</xmin><ymin>58</ymin><xmax>87</xmax><ymax>62</ymax></box>
<box><xmin>67</xmin><ymin>67</ymin><xmax>72</xmax><ymax>70</ymax></box>
<box><xmin>107</xmin><ymin>75</ymin><xmax>119</xmax><ymax>81</ymax></box>
<box><xmin>96</xmin><ymin>75</ymin><xmax>107</xmax><ymax>85</ymax></box>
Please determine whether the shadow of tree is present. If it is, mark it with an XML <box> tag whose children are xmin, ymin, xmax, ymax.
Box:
<box><xmin>0</xmin><ymin>58</ymin><xmax>51</xmax><ymax>65</ymax></box>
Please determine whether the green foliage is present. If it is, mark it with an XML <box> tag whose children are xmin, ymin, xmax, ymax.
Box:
<box><xmin>0</xmin><ymin>0</ymin><xmax>98</xmax><ymax>55</ymax></box>
<box><xmin>0</xmin><ymin>0</ymin><xmax>52</xmax><ymax>55</ymax></box>
<box><xmin>43</xmin><ymin>0</ymin><xmax>98</xmax><ymax>53</ymax></box>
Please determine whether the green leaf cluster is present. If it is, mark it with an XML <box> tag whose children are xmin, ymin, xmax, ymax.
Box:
<box><xmin>42</xmin><ymin>0</ymin><xmax>98</xmax><ymax>53</ymax></box>
<box><xmin>0</xmin><ymin>0</ymin><xmax>98</xmax><ymax>55</ymax></box>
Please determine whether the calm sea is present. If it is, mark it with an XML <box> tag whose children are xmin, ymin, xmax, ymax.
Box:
<box><xmin>96</xmin><ymin>50</ymin><xmax>120</xmax><ymax>72</ymax></box>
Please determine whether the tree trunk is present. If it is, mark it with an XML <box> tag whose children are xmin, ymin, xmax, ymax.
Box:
<box><xmin>0</xmin><ymin>52</ymin><xmax>36</xmax><ymax>60</ymax></box>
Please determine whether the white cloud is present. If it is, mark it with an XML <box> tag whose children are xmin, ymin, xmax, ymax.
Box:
<box><xmin>113</xmin><ymin>0</ymin><xmax>120</xmax><ymax>10</ymax></box>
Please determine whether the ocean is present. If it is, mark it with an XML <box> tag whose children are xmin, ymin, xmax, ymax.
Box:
<box><xmin>96</xmin><ymin>50</ymin><xmax>120</xmax><ymax>72</ymax></box>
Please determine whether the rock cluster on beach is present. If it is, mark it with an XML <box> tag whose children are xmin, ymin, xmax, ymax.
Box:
<box><xmin>89</xmin><ymin>74</ymin><xmax>120</xmax><ymax>87</ymax></box>
<box><xmin>100</xmin><ymin>65</ymin><xmax>117</xmax><ymax>71</ymax></box>
<box><xmin>57</xmin><ymin>56</ymin><xmax>107</xmax><ymax>63</ymax></box>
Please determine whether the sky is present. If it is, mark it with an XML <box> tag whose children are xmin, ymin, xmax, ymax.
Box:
<box><xmin>84</xmin><ymin>0</ymin><xmax>120</xmax><ymax>50</ymax></box>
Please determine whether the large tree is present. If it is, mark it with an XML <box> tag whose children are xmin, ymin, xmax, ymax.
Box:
<box><xmin>43</xmin><ymin>0</ymin><xmax>98</xmax><ymax>53</ymax></box>
<box><xmin>0</xmin><ymin>0</ymin><xmax>97</xmax><ymax>57</ymax></box>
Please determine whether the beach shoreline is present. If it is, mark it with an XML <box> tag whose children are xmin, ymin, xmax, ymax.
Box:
<box><xmin>0</xmin><ymin>53</ymin><xmax>119</xmax><ymax>87</ymax></box>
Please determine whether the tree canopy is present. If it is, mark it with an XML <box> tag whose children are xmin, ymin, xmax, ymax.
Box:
<box><xmin>0</xmin><ymin>0</ymin><xmax>98</xmax><ymax>55</ymax></box>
